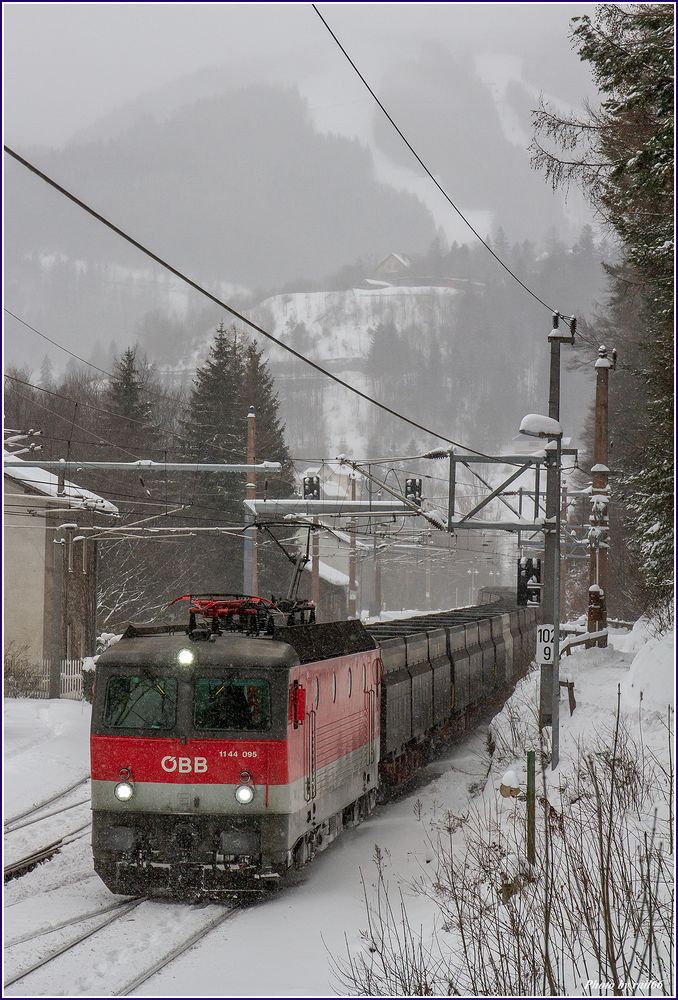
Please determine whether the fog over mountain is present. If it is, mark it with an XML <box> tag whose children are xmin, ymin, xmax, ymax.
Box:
<box><xmin>5</xmin><ymin>3</ymin><xmax>603</xmax><ymax>453</ymax></box>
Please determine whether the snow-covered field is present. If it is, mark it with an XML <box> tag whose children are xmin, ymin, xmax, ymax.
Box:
<box><xmin>3</xmin><ymin>622</ymin><xmax>674</xmax><ymax>997</ymax></box>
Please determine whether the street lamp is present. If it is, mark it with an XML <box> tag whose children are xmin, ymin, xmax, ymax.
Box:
<box><xmin>519</xmin><ymin>413</ymin><xmax>563</xmax><ymax>769</ymax></box>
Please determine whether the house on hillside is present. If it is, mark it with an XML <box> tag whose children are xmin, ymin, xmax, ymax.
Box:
<box><xmin>369</xmin><ymin>253</ymin><xmax>412</xmax><ymax>284</ymax></box>
<box><xmin>3</xmin><ymin>454</ymin><xmax>118</xmax><ymax>696</ymax></box>
<box><xmin>373</xmin><ymin>252</ymin><xmax>412</xmax><ymax>279</ymax></box>
<box><xmin>363</xmin><ymin>253</ymin><xmax>486</xmax><ymax>291</ymax></box>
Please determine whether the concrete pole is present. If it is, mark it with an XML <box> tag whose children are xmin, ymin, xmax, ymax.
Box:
<box><xmin>49</xmin><ymin>536</ymin><xmax>63</xmax><ymax>699</ymax></box>
<box><xmin>311</xmin><ymin>522</ymin><xmax>320</xmax><ymax>613</ymax></box>
<box><xmin>447</xmin><ymin>448</ymin><xmax>455</xmax><ymax>531</ymax></box>
<box><xmin>541</xmin><ymin>317</ymin><xmax>561</xmax><ymax>738</ymax></box>
<box><xmin>550</xmin><ymin>435</ymin><xmax>562</xmax><ymax>768</ymax></box>
<box><xmin>243</xmin><ymin>407</ymin><xmax>258</xmax><ymax>595</ymax></box>
<box><xmin>588</xmin><ymin>346</ymin><xmax>611</xmax><ymax>644</ymax></box>
<box><xmin>348</xmin><ymin>476</ymin><xmax>357</xmax><ymax>618</ymax></box>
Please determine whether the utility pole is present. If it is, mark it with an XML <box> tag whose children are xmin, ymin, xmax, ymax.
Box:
<box><xmin>540</xmin><ymin>312</ymin><xmax>575</xmax><ymax>768</ymax></box>
<box><xmin>373</xmin><ymin>533</ymin><xmax>382</xmax><ymax>616</ymax></box>
<box><xmin>243</xmin><ymin>407</ymin><xmax>258</xmax><ymax>595</ymax></box>
<box><xmin>311</xmin><ymin>522</ymin><xmax>320</xmax><ymax>612</ymax></box>
<box><xmin>588</xmin><ymin>345</ymin><xmax>613</xmax><ymax>644</ymax></box>
<box><xmin>348</xmin><ymin>475</ymin><xmax>357</xmax><ymax>618</ymax></box>
<box><xmin>540</xmin><ymin>314</ymin><xmax>563</xmax><ymax>761</ymax></box>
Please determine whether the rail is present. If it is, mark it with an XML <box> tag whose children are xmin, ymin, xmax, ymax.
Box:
<box><xmin>3</xmin><ymin>898</ymin><xmax>146</xmax><ymax>989</ymax></box>
<box><xmin>4</xmin><ymin>823</ymin><xmax>90</xmax><ymax>882</ymax></box>
<box><xmin>114</xmin><ymin>905</ymin><xmax>241</xmax><ymax>996</ymax></box>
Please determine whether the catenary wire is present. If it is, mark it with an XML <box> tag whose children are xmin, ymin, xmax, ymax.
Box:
<box><xmin>4</xmin><ymin>308</ymin><xmax>120</xmax><ymax>381</ymax></box>
<box><xmin>4</xmin><ymin>144</ymin><xmax>522</xmax><ymax>463</ymax></box>
<box><xmin>4</xmin><ymin>307</ymin><xmax>194</xmax><ymax>421</ymax></box>
<box><xmin>312</xmin><ymin>4</ymin><xmax>574</xmax><ymax>328</ymax></box>
<box><xmin>4</xmin><ymin>373</ymin><xmax>160</xmax><ymax>431</ymax></box>
<box><xmin>5</xmin><ymin>385</ymin><xmax>145</xmax><ymax>461</ymax></box>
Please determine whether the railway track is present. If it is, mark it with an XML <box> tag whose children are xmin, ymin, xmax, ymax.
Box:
<box><xmin>113</xmin><ymin>904</ymin><xmax>241</xmax><ymax>996</ymax></box>
<box><xmin>5</xmin><ymin>897</ymin><xmax>138</xmax><ymax>948</ymax></box>
<box><xmin>4</xmin><ymin>897</ymin><xmax>146</xmax><ymax>989</ymax></box>
<box><xmin>4</xmin><ymin>824</ymin><xmax>90</xmax><ymax>882</ymax></box>
<box><xmin>3</xmin><ymin>897</ymin><xmax>240</xmax><ymax>995</ymax></box>
<box><xmin>4</xmin><ymin>776</ymin><xmax>90</xmax><ymax>829</ymax></box>
<box><xmin>5</xmin><ymin>796</ymin><xmax>91</xmax><ymax>835</ymax></box>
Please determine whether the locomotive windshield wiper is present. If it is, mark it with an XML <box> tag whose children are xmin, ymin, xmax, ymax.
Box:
<box><xmin>110</xmin><ymin>671</ymin><xmax>173</xmax><ymax>729</ymax></box>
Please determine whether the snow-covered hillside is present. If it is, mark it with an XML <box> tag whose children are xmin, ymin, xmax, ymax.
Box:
<box><xmin>253</xmin><ymin>285</ymin><xmax>459</xmax><ymax>362</ymax></box>
<box><xmin>249</xmin><ymin>285</ymin><xmax>462</xmax><ymax>458</ymax></box>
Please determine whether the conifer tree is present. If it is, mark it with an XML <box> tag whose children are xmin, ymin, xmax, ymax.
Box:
<box><xmin>105</xmin><ymin>346</ymin><xmax>155</xmax><ymax>454</ymax></box>
<box><xmin>531</xmin><ymin>3</ymin><xmax>673</xmax><ymax>617</ymax></box>
<box><xmin>39</xmin><ymin>354</ymin><xmax>55</xmax><ymax>392</ymax></box>
<box><xmin>240</xmin><ymin>340</ymin><xmax>294</xmax><ymax>497</ymax></box>
<box><xmin>183</xmin><ymin>322</ymin><xmax>245</xmax><ymax>465</ymax></box>
<box><xmin>180</xmin><ymin>322</ymin><xmax>294</xmax><ymax>595</ymax></box>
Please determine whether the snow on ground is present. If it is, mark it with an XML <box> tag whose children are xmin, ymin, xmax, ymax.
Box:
<box><xmin>3</xmin><ymin>623</ymin><xmax>674</xmax><ymax>997</ymax></box>
<box><xmin>4</xmin><ymin>700</ymin><xmax>90</xmax><ymax>815</ymax></box>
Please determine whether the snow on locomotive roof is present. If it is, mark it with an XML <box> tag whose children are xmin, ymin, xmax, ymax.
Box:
<box><xmin>3</xmin><ymin>451</ymin><xmax>118</xmax><ymax>513</ymax></box>
<box><xmin>103</xmin><ymin>619</ymin><xmax>376</xmax><ymax>666</ymax></box>
<box><xmin>98</xmin><ymin>628</ymin><xmax>301</xmax><ymax>669</ymax></box>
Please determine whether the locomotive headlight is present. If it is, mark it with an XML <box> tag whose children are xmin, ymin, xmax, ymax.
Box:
<box><xmin>234</xmin><ymin>784</ymin><xmax>255</xmax><ymax>805</ymax></box>
<box><xmin>114</xmin><ymin>781</ymin><xmax>135</xmax><ymax>802</ymax></box>
<box><xmin>178</xmin><ymin>648</ymin><xmax>194</xmax><ymax>666</ymax></box>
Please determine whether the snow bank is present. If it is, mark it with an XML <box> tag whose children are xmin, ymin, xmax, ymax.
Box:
<box><xmin>4</xmin><ymin>699</ymin><xmax>91</xmax><ymax>820</ymax></box>
<box><xmin>620</xmin><ymin>626</ymin><xmax>675</xmax><ymax>713</ymax></box>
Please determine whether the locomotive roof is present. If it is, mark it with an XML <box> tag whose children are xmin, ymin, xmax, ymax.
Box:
<box><xmin>97</xmin><ymin>619</ymin><xmax>376</xmax><ymax>669</ymax></box>
<box><xmin>96</xmin><ymin>630</ymin><xmax>300</xmax><ymax>670</ymax></box>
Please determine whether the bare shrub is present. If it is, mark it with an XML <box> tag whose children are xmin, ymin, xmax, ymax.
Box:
<box><xmin>334</xmin><ymin>694</ymin><xmax>674</xmax><ymax>996</ymax></box>
<box><xmin>3</xmin><ymin>642</ymin><xmax>46</xmax><ymax>698</ymax></box>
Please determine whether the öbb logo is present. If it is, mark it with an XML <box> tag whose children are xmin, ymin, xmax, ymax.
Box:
<box><xmin>160</xmin><ymin>756</ymin><xmax>207</xmax><ymax>773</ymax></box>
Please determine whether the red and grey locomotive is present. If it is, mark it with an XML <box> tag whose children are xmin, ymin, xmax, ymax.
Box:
<box><xmin>90</xmin><ymin>593</ymin><xmax>538</xmax><ymax>896</ymax></box>
<box><xmin>90</xmin><ymin>595</ymin><xmax>382</xmax><ymax>896</ymax></box>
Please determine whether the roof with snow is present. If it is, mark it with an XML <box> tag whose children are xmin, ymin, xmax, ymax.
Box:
<box><xmin>302</xmin><ymin>558</ymin><xmax>349</xmax><ymax>588</ymax></box>
<box><xmin>389</xmin><ymin>253</ymin><xmax>411</xmax><ymax>269</ymax></box>
<box><xmin>374</xmin><ymin>253</ymin><xmax>412</xmax><ymax>272</ymax></box>
<box><xmin>4</xmin><ymin>452</ymin><xmax>119</xmax><ymax>514</ymax></box>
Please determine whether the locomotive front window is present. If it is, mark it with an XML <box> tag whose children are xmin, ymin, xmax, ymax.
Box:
<box><xmin>194</xmin><ymin>678</ymin><xmax>271</xmax><ymax>731</ymax></box>
<box><xmin>103</xmin><ymin>675</ymin><xmax>177</xmax><ymax>729</ymax></box>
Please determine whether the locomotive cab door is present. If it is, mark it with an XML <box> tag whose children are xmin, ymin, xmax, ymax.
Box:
<box><xmin>304</xmin><ymin>705</ymin><xmax>317</xmax><ymax>801</ymax></box>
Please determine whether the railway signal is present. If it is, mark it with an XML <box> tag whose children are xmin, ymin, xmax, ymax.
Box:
<box><xmin>303</xmin><ymin>475</ymin><xmax>321</xmax><ymax>500</ymax></box>
<box><xmin>405</xmin><ymin>478</ymin><xmax>422</xmax><ymax>506</ymax></box>
<box><xmin>517</xmin><ymin>557</ymin><xmax>542</xmax><ymax>606</ymax></box>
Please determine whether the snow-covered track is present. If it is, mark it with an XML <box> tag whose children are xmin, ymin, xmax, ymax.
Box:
<box><xmin>5</xmin><ymin>897</ymin><xmax>138</xmax><ymax>949</ymax></box>
<box><xmin>3</xmin><ymin>897</ymin><xmax>239</xmax><ymax>996</ymax></box>
<box><xmin>4</xmin><ymin>823</ymin><xmax>90</xmax><ymax>882</ymax></box>
<box><xmin>3</xmin><ymin>897</ymin><xmax>146</xmax><ymax>989</ymax></box>
<box><xmin>4</xmin><ymin>775</ymin><xmax>89</xmax><ymax>828</ymax></box>
<box><xmin>113</xmin><ymin>903</ymin><xmax>241</xmax><ymax>996</ymax></box>
<box><xmin>4</xmin><ymin>796</ymin><xmax>90</xmax><ymax>834</ymax></box>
